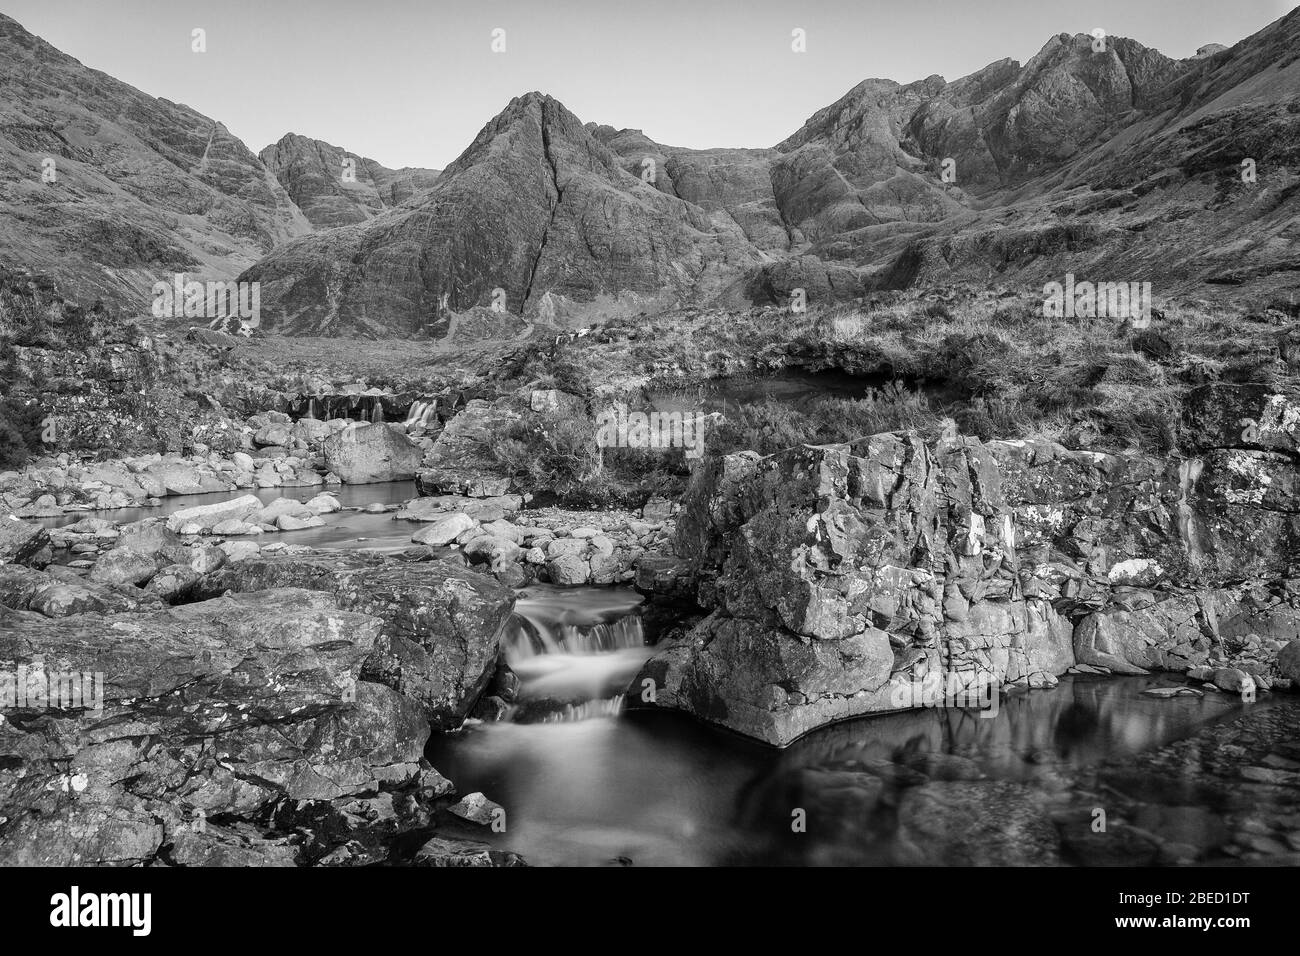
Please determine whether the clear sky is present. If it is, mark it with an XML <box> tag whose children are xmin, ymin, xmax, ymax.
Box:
<box><xmin>3</xmin><ymin>0</ymin><xmax>1295</xmax><ymax>169</ymax></box>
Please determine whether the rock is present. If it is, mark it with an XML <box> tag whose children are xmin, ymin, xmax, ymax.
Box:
<box><xmin>291</xmin><ymin>417</ymin><xmax>332</xmax><ymax>445</ymax></box>
<box><xmin>412</xmin><ymin>513</ymin><xmax>477</xmax><ymax>547</ymax></box>
<box><xmin>277</xmin><ymin>514</ymin><xmax>325</xmax><ymax>531</ymax></box>
<box><xmin>0</xmin><ymin>564</ymin><xmax>160</xmax><ymax>617</ymax></box>
<box><xmin>212</xmin><ymin>519</ymin><xmax>256</xmax><ymax>535</ymax></box>
<box><xmin>415</xmin><ymin>400</ymin><xmax>518</xmax><ymax>498</ymax></box>
<box><xmin>195</xmin><ymin>551</ymin><xmax>514</xmax><ymax>728</ymax></box>
<box><xmin>416</xmin><ymin>766</ymin><xmax>456</xmax><ymax>798</ymax></box>
<box><xmin>1142</xmin><ymin>686</ymin><xmax>1204</xmax><ymax>698</ymax></box>
<box><xmin>89</xmin><ymin>548</ymin><xmax>160</xmax><ymax>586</ymax></box>
<box><xmin>218</xmin><ymin>541</ymin><xmax>261</xmax><ymax>562</ymax></box>
<box><xmin>254</xmin><ymin>423</ymin><xmax>293</xmax><ymax>447</ymax></box>
<box><xmin>261</xmin><ymin>133</ymin><xmax>441</xmax><ymax>230</ymax></box>
<box><xmin>1211</xmin><ymin>667</ymin><xmax>1256</xmax><ymax>694</ymax></box>
<box><xmin>481</xmin><ymin>519</ymin><xmax>524</xmax><ymax>544</ymax></box>
<box><xmin>0</xmin><ymin>589</ymin><xmax>427</xmax><ymax>865</ymax></box>
<box><xmin>546</xmin><ymin>553</ymin><xmax>590</xmax><ymax>585</ymax></box>
<box><xmin>145</xmin><ymin>563</ymin><xmax>202</xmax><ymax>600</ymax></box>
<box><xmin>189</xmin><ymin>545</ymin><xmax>226</xmax><ymax>574</ymax></box>
<box><xmin>447</xmin><ymin>791</ymin><xmax>504</xmax><ymax>826</ymax></box>
<box><xmin>0</xmin><ymin>517</ymin><xmax>50</xmax><ymax>566</ymax></box>
<box><xmin>1279</xmin><ymin>641</ymin><xmax>1300</xmax><ymax>684</ymax></box>
<box><xmin>232</xmin><ymin>452</ymin><xmax>256</xmax><ymax>471</ymax></box>
<box><xmin>145</xmin><ymin>461</ymin><xmax>226</xmax><ymax>496</ymax></box>
<box><xmin>306</xmin><ymin>493</ymin><xmax>342</xmax><ymax>514</ymax></box>
<box><xmin>323</xmin><ymin>424</ymin><xmax>423</xmax><ymax>484</ymax></box>
<box><xmin>640</xmin><ymin>615</ymin><xmax>895</xmax><ymax>746</ymax></box>
<box><xmin>414</xmin><ymin>836</ymin><xmax>508</xmax><ymax>867</ymax></box>
<box><xmin>166</xmin><ymin>494</ymin><xmax>264</xmax><ymax>533</ymax></box>
<box><xmin>396</xmin><ymin>495</ymin><xmax>524</xmax><ymax>522</ymax></box>
<box><xmin>115</xmin><ymin>519</ymin><xmax>188</xmax><ymax>563</ymax></box>
<box><xmin>260</xmin><ymin>497</ymin><xmax>313</xmax><ymax>522</ymax></box>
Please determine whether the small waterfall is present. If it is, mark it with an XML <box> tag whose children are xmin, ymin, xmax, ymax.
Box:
<box><xmin>404</xmin><ymin>399</ymin><xmax>439</xmax><ymax>431</ymax></box>
<box><xmin>499</xmin><ymin>586</ymin><xmax>651</xmax><ymax>723</ymax></box>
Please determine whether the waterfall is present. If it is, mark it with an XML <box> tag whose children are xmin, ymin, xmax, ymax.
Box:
<box><xmin>404</xmin><ymin>399</ymin><xmax>439</xmax><ymax>431</ymax></box>
<box><xmin>499</xmin><ymin>586</ymin><xmax>651</xmax><ymax>722</ymax></box>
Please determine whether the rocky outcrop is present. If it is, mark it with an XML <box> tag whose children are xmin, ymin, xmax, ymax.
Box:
<box><xmin>0</xmin><ymin>589</ymin><xmax>429</xmax><ymax>865</ymax></box>
<box><xmin>195</xmin><ymin>551</ymin><xmax>515</xmax><ymax>729</ymax></box>
<box><xmin>323</xmin><ymin>424</ymin><xmax>423</xmax><ymax>484</ymax></box>
<box><xmin>259</xmin><ymin>133</ymin><xmax>440</xmax><ymax>229</ymax></box>
<box><xmin>639</xmin><ymin>391</ymin><xmax>1300</xmax><ymax>744</ymax></box>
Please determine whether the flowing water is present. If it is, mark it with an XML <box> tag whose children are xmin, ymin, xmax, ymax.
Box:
<box><xmin>501</xmin><ymin>585</ymin><xmax>654</xmax><ymax>721</ymax></box>
<box><xmin>430</xmin><ymin>586</ymin><xmax>1300</xmax><ymax>867</ymax></box>
<box><xmin>33</xmin><ymin>480</ymin><xmax>1300</xmax><ymax>866</ymax></box>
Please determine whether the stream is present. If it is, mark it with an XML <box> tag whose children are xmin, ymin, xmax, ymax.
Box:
<box><xmin>34</xmin><ymin>482</ymin><xmax>1300</xmax><ymax>866</ymax></box>
<box><xmin>430</xmin><ymin>586</ymin><xmax>1300</xmax><ymax>867</ymax></box>
<box><xmin>39</xmin><ymin>481</ymin><xmax>420</xmax><ymax>552</ymax></box>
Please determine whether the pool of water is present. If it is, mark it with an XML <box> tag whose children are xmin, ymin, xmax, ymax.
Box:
<box><xmin>39</xmin><ymin>481</ymin><xmax>420</xmax><ymax>552</ymax></box>
<box><xmin>428</xmin><ymin>588</ymin><xmax>1300</xmax><ymax>866</ymax></box>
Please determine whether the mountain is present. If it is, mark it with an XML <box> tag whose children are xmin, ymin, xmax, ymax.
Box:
<box><xmin>241</xmin><ymin>93</ymin><xmax>764</xmax><ymax>335</ymax></box>
<box><xmin>0</xmin><ymin>13</ymin><xmax>311</xmax><ymax>309</ymax></box>
<box><xmin>0</xmin><ymin>7</ymin><xmax>1296</xmax><ymax>335</ymax></box>
<box><xmin>259</xmin><ymin>133</ymin><xmax>441</xmax><ymax>229</ymax></box>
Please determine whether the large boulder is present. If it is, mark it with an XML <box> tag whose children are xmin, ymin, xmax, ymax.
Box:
<box><xmin>412</xmin><ymin>512</ymin><xmax>478</xmax><ymax>546</ymax></box>
<box><xmin>116</xmin><ymin>518</ymin><xmax>189</xmax><ymax>563</ymax></box>
<box><xmin>195</xmin><ymin>551</ymin><xmax>515</xmax><ymax>728</ymax></box>
<box><xmin>0</xmin><ymin>564</ymin><xmax>160</xmax><ymax>617</ymax></box>
<box><xmin>647</xmin><ymin>613</ymin><xmax>896</xmax><ymax>746</ymax></box>
<box><xmin>89</xmin><ymin>548</ymin><xmax>162</xmax><ymax>587</ymax></box>
<box><xmin>144</xmin><ymin>460</ymin><xmax>227</xmax><ymax>495</ymax></box>
<box><xmin>0</xmin><ymin>517</ymin><xmax>50</xmax><ymax>566</ymax></box>
<box><xmin>323</xmin><ymin>424</ymin><xmax>423</xmax><ymax>484</ymax></box>
<box><xmin>166</xmin><ymin>494</ymin><xmax>264</xmax><ymax>533</ymax></box>
<box><xmin>0</xmin><ymin>589</ymin><xmax>429</xmax><ymax>866</ymax></box>
<box><xmin>415</xmin><ymin>400</ymin><xmax>518</xmax><ymax>498</ymax></box>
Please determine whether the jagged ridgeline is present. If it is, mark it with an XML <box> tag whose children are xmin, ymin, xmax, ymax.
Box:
<box><xmin>1</xmin><ymin>9</ymin><xmax>1298</xmax><ymax>335</ymax></box>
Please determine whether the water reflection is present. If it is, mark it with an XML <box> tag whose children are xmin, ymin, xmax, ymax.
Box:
<box><xmin>38</xmin><ymin>481</ymin><xmax>419</xmax><ymax>551</ymax></box>
<box><xmin>430</xmin><ymin>598</ymin><xmax>1295</xmax><ymax>865</ymax></box>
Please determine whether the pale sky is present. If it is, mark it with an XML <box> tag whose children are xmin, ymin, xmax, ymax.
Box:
<box><xmin>3</xmin><ymin>0</ymin><xmax>1295</xmax><ymax>170</ymax></box>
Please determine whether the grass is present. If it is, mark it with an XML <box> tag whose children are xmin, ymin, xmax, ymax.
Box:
<box><xmin>496</xmin><ymin>289</ymin><xmax>1298</xmax><ymax>460</ymax></box>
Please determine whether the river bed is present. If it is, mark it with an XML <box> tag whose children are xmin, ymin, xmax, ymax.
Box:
<box><xmin>428</xmin><ymin>586</ymin><xmax>1300</xmax><ymax>867</ymax></box>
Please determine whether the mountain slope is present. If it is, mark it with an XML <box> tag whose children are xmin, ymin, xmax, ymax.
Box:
<box><xmin>259</xmin><ymin>133</ymin><xmax>441</xmax><ymax>229</ymax></box>
<box><xmin>241</xmin><ymin>93</ymin><xmax>765</xmax><ymax>335</ymax></box>
<box><xmin>0</xmin><ymin>13</ymin><xmax>311</xmax><ymax>310</ymax></box>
